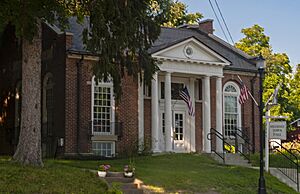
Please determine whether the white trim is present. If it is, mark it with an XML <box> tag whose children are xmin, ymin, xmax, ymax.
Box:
<box><xmin>202</xmin><ymin>76</ymin><xmax>211</xmax><ymax>153</ymax></box>
<box><xmin>223</xmin><ymin>81</ymin><xmax>242</xmax><ymax>137</ymax></box>
<box><xmin>67</xmin><ymin>53</ymin><xmax>99</xmax><ymax>61</ymax></box>
<box><xmin>215</xmin><ymin>77</ymin><xmax>223</xmax><ymax>153</ymax></box>
<box><xmin>152</xmin><ymin>37</ymin><xmax>231</xmax><ymax>66</ymax></box>
<box><xmin>151</xmin><ymin>72</ymin><xmax>160</xmax><ymax>152</ymax></box>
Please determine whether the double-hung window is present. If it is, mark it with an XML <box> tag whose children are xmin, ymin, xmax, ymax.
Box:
<box><xmin>92</xmin><ymin>78</ymin><xmax>114</xmax><ymax>135</ymax></box>
<box><xmin>223</xmin><ymin>82</ymin><xmax>241</xmax><ymax>137</ymax></box>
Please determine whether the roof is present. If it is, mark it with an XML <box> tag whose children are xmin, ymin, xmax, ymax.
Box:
<box><xmin>65</xmin><ymin>17</ymin><xmax>90</xmax><ymax>52</ymax></box>
<box><xmin>55</xmin><ymin>17</ymin><xmax>258</xmax><ymax>72</ymax></box>
<box><xmin>150</xmin><ymin>27</ymin><xmax>258</xmax><ymax>72</ymax></box>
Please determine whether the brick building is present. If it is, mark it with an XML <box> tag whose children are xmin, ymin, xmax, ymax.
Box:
<box><xmin>0</xmin><ymin>18</ymin><xmax>262</xmax><ymax>158</ymax></box>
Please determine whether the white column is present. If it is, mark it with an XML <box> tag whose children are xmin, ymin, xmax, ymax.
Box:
<box><xmin>138</xmin><ymin>73</ymin><xmax>144</xmax><ymax>152</ymax></box>
<box><xmin>151</xmin><ymin>72</ymin><xmax>160</xmax><ymax>152</ymax></box>
<box><xmin>189</xmin><ymin>78</ymin><xmax>196</xmax><ymax>152</ymax></box>
<box><xmin>165</xmin><ymin>72</ymin><xmax>173</xmax><ymax>152</ymax></box>
<box><xmin>203</xmin><ymin>76</ymin><xmax>211</xmax><ymax>153</ymax></box>
<box><xmin>216</xmin><ymin>77</ymin><xmax>223</xmax><ymax>153</ymax></box>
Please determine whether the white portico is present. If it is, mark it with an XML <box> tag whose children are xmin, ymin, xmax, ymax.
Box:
<box><xmin>138</xmin><ymin>37</ymin><xmax>230</xmax><ymax>153</ymax></box>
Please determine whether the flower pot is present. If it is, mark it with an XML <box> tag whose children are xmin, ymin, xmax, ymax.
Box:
<box><xmin>124</xmin><ymin>172</ymin><xmax>134</xmax><ymax>178</ymax></box>
<box><xmin>97</xmin><ymin>171</ymin><xmax>107</xmax><ymax>177</ymax></box>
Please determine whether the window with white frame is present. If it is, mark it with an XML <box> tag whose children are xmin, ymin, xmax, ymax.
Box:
<box><xmin>92</xmin><ymin>141</ymin><xmax>114</xmax><ymax>157</ymax></box>
<box><xmin>160</xmin><ymin>82</ymin><xmax>184</xmax><ymax>100</ymax></box>
<box><xmin>223</xmin><ymin>82</ymin><xmax>241</xmax><ymax>137</ymax></box>
<box><xmin>92</xmin><ymin>78</ymin><xmax>114</xmax><ymax>135</ymax></box>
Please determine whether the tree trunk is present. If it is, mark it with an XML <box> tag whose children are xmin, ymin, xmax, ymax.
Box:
<box><xmin>13</xmin><ymin>20</ymin><xmax>43</xmax><ymax>166</ymax></box>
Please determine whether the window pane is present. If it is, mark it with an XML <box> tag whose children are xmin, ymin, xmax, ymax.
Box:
<box><xmin>93</xmin><ymin>84</ymin><xmax>113</xmax><ymax>134</ymax></box>
<box><xmin>224</xmin><ymin>84</ymin><xmax>239</xmax><ymax>137</ymax></box>
<box><xmin>92</xmin><ymin>142</ymin><xmax>113</xmax><ymax>157</ymax></box>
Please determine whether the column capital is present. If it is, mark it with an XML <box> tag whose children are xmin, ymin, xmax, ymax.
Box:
<box><xmin>164</xmin><ymin>71</ymin><xmax>173</xmax><ymax>75</ymax></box>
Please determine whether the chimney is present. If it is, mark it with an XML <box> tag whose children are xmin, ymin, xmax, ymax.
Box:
<box><xmin>198</xmin><ymin>19</ymin><xmax>214</xmax><ymax>34</ymax></box>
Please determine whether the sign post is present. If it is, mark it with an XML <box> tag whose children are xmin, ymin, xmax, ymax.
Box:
<box><xmin>265</xmin><ymin>115</ymin><xmax>288</xmax><ymax>172</ymax></box>
<box><xmin>269</xmin><ymin>121</ymin><xmax>287</xmax><ymax>140</ymax></box>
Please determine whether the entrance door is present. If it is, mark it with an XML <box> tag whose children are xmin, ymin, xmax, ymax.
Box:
<box><xmin>173</xmin><ymin>111</ymin><xmax>185</xmax><ymax>152</ymax></box>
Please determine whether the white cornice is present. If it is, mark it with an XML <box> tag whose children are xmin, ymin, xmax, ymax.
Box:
<box><xmin>152</xmin><ymin>37</ymin><xmax>231</xmax><ymax>66</ymax></box>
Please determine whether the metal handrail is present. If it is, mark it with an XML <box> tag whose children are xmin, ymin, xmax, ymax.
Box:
<box><xmin>207</xmin><ymin>128</ymin><xmax>234</xmax><ymax>164</ymax></box>
<box><xmin>232</xmin><ymin>127</ymin><xmax>253</xmax><ymax>163</ymax></box>
<box><xmin>270</xmin><ymin>141</ymin><xmax>299</xmax><ymax>191</ymax></box>
<box><xmin>233</xmin><ymin>133</ymin><xmax>253</xmax><ymax>162</ymax></box>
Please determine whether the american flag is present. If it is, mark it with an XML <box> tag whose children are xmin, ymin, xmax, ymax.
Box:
<box><xmin>180</xmin><ymin>86</ymin><xmax>195</xmax><ymax>116</ymax></box>
<box><xmin>238</xmin><ymin>81</ymin><xmax>249</xmax><ymax>104</ymax></box>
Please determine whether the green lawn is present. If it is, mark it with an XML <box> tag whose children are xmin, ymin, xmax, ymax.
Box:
<box><xmin>251</xmin><ymin>152</ymin><xmax>300</xmax><ymax>168</ymax></box>
<box><xmin>51</xmin><ymin>153</ymin><xmax>297</xmax><ymax>194</ymax></box>
<box><xmin>0</xmin><ymin>157</ymin><xmax>108</xmax><ymax>194</ymax></box>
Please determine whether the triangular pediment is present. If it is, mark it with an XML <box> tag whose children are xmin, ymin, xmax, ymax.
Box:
<box><xmin>152</xmin><ymin>37</ymin><xmax>230</xmax><ymax>66</ymax></box>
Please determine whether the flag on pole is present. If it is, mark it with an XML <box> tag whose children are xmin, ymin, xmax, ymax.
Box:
<box><xmin>237</xmin><ymin>75</ymin><xmax>258</xmax><ymax>106</ymax></box>
<box><xmin>180</xmin><ymin>86</ymin><xmax>195</xmax><ymax>116</ymax></box>
<box><xmin>238</xmin><ymin>80</ymin><xmax>250</xmax><ymax>105</ymax></box>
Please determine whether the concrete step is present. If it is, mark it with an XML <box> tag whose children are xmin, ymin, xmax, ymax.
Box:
<box><xmin>107</xmin><ymin>172</ymin><xmax>124</xmax><ymax>177</ymax></box>
<box><xmin>105</xmin><ymin>177</ymin><xmax>135</xmax><ymax>183</ymax></box>
<box><xmin>211</xmin><ymin>153</ymin><xmax>251</xmax><ymax>167</ymax></box>
<box><xmin>122</xmin><ymin>189</ymin><xmax>143</xmax><ymax>194</ymax></box>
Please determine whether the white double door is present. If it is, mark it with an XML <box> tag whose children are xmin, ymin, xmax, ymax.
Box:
<box><xmin>173</xmin><ymin>111</ymin><xmax>185</xmax><ymax>152</ymax></box>
<box><xmin>160</xmin><ymin>110</ymin><xmax>186</xmax><ymax>152</ymax></box>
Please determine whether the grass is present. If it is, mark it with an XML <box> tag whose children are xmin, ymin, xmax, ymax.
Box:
<box><xmin>52</xmin><ymin>153</ymin><xmax>297</xmax><ymax>194</ymax></box>
<box><xmin>251</xmin><ymin>152</ymin><xmax>300</xmax><ymax>168</ymax></box>
<box><xmin>0</xmin><ymin>157</ymin><xmax>108</xmax><ymax>194</ymax></box>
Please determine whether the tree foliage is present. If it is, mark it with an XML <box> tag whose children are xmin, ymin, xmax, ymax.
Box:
<box><xmin>289</xmin><ymin>64</ymin><xmax>300</xmax><ymax>120</ymax></box>
<box><xmin>235</xmin><ymin>24</ymin><xmax>294</xmax><ymax>121</ymax></box>
<box><xmin>82</xmin><ymin>0</ymin><xmax>170</xmax><ymax>100</ymax></box>
<box><xmin>162</xmin><ymin>1</ymin><xmax>203</xmax><ymax>27</ymax></box>
<box><xmin>0</xmin><ymin>0</ymin><xmax>171</xmax><ymax>165</ymax></box>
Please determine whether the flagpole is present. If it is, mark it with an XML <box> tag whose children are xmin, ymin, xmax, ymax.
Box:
<box><xmin>237</xmin><ymin>75</ymin><xmax>259</xmax><ymax>107</ymax></box>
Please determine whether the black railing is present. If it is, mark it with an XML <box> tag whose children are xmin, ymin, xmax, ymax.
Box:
<box><xmin>270</xmin><ymin>141</ymin><xmax>299</xmax><ymax>191</ymax></box>
<box><xmin>207</xmin><ymin>128</ymin><xmax>234</xmax><ymax>164</ymax></box>
<box><xmin>89</xmin><ymin>120</ymin><xmax>123</xmax><ymax>139</ymax></box>
<box><xmin>232</xmin><ymin>127</ymin><xmax>253</xmax><ymax>163</ymax></box>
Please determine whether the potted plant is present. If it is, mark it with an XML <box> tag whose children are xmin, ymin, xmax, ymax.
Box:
<box><xmin>97</xmin><ymin>164</ymin><xmax>111</xmax><ymax>177</ymax></box>
<box><xmin>123</xmin><ymin>164</ymin><xmax>135</xmax><ymax>178</ymax></box>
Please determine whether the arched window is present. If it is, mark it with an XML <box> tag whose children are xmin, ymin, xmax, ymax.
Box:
<box><xmin>223</xmin><ymin>82</ymin><xmax>241</xmax><ymax>137</ymax></box>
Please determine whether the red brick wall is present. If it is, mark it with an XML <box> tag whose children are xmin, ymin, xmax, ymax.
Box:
<box><xmin>223</xmin><ymin>72</ymin><xmax>260</xmax><ymax>152</ymax></box>
<box><xmin>65</xmin><ymin>58</ymin><xmax>93</xmax><ymax>154</ymax></box>
<box><xmin>115</xmin><ymin>74</ymin><xmax>139</xmax><ymax>156</ymax></box>
<box><xmin>64</xmin><ymin>58</ymin><xmax>260</xmax><ymax>155</ymax></box>
<box><xmin>65</xmin><ymin>57</ymin><xmax>140</xmax><ymax>156</ymax></box>
<box><xmin>195</xmin><ymin>102</ymin><xmax>203</xmax><ymax>152</ymax></box>
<box><xmin>65</xmin><ymin>58</ymin><xmax>78</xmax><ymax>153</ymax></box>
<box><xmin>144</xmin><ymin>99</ymin><xmax>152</xmax><ymax>149</ymax></box>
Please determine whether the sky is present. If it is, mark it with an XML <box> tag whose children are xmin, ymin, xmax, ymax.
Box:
<box><xmin>181</xmin><ymin>0</ymin><xmax>300</xmax><ymax>69</ymax></box>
